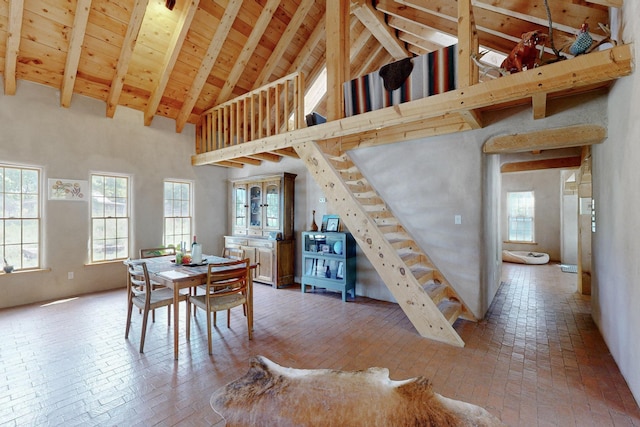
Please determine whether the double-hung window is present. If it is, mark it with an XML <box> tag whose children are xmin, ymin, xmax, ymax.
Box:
<box><xmin>91</xmin><ymin>174</ymin><xmax>129</xmax><ymax>262</ymax></box>
<box><xmin>507</xmin><ymin>191</ymin><xmax>535</xmax><ymax>242</ymax></box>
<box><xmin>0</xmin><ymin>165</ymin><xmax>41</xmax><ymax>270</ymax></box>
<box><xmin>163</xmin><ymin>180</ymin><xmax>192</xmax><ymax>248</ymax></box>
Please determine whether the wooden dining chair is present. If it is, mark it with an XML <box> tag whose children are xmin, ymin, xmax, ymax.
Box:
<box><xmin>190</xmin><ymin>259</ymin><xmax>252</xmax><ymax>355</ymax></box>
<box><xmin>221</xmin><ymin>247</ymin><xmax>247</xmax><ymax>318</ymax></box>
<box><xmin>138</xmin><ymin>247</ymin><xmax>177</xmax><ymax>320</ymax></box>
<box><xmin>222</xmin><ymin>247</ymin><xmax>245</xmax><ymax>260</ymax></box>
<box><xmin>125</xmin><ymin>261</ymin><xmax>190</xmax><ymax>353</ymax></box>
<box><xmin>193</xmin><ymin>247</ymin><xmax>245</xmax><ymax>317</ymax></box>
<box><xmin>140</xmin><ymin>247</ymin><xmax>176</xmax><ymax>258</ymax></box>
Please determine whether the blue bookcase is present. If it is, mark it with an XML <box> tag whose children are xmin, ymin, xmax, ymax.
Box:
<box><xmin>301</xmin><ymin>232</ymin><xmax>356</xmax><ymax>301</ymax></box>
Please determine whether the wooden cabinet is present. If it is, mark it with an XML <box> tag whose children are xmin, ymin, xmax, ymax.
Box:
<box><xmin>224</xmin><ymin>236</ymin><xmax>295</xmax><ymax>288</ymax></box>
<box><xmin>301</xmin><ymin>232</ymin><xmax>356</xmax><ymax>301</ymax></box>
<box><xmin>226</xmin><ymin>173</ymin><xmax>296</xmax><ymax>288</ymax></box>
<box><xmin>230</xmin><ymin>173</ymin><xmax>295</xmax><ymax>239</ymax></box>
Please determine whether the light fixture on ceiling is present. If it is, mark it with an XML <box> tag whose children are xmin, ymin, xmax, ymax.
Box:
<box><xmin>165</xmin><ymin>0</ymin><xmax>176</xmax><ymax>10</ymax></box>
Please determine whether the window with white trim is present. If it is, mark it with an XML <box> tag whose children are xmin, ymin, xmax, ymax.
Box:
<box><xmin>507</xmin><ymin>191</ymin><xmax>535</xmax><ymax>242</ymax></box>
<box><xmin>163</xmin><ymin>180</ymin><xmax>192</xmax><ymax>248</ymax></box>
<box><xmin>1</xmin><ymin>165</ymin><xmax>41</xmax><ymax>270</ymax></box>
<box><xmin>91</xmin><ymin>174</ymin><xmax>129</xmax><ymax>262</ymax></box>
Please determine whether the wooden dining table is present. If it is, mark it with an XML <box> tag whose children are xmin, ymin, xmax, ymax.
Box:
<box><xmin>125</xmin><ymin>254</ymin><xmax>254</xmax><ymax>360</ymax></box>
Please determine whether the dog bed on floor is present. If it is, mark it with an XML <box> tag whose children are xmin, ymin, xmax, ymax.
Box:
<box><xmin>502</xmin><ymin>250</ymin><xmax>550</xmax><ymax>265</ymax></box>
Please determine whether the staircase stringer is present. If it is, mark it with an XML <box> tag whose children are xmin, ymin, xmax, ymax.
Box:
<box><xmin>327</xmin><ymin>152</ymin><xmax>476</xmax><ymax>323</ymax></box>
<box><xmin>294</xmin><ymin>140</ymin><xmax>466</xmax><ymax>347</ymax></box>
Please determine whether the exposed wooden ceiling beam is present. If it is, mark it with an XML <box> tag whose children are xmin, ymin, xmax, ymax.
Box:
<box><xmin>483</xmin><ymin>124</ymin><xmax>607</xmax><ymax>154</ymax></box>
<box><xmin>351</xmin><ymin>0</ymin><xmax>409</xmax><ymax>60</ymax></box>
<box><xmin>4</xmin><ymin>0</ymin><xmax>24</xmax><ymax>96</ymax></box>
<box><xmin>60</xmin><ymin>0</ymin><xmax>92</xmax><ymax>108</ymax></box>
<box><xmin>175</xmin><ymin>0</ymin><xmax>242</xmax><ymax>132</ymax></box>
<box><xmin>501</xmin><ymin>156</ymin><xmax>582</xmax><ymax>173</ymax></box>
<box><xmin>270</xmin><ymin>147</ymin><xmax>300</xmax><ymax>158</ymax></box>
<box><xmin>378</xmin><ymin>0</ymin><xmax>552</xmax><ymax>56</ymax></box>
<box><xmin>254</xmin><ymin>0</ymin><xmax>315</xmax><ymax>89</ymax></box>
<box><xmin>585</xmin><ymin>0</ymin><xmax>622</xmax><ymax>7</ymax></box>
<box><xmin>213</xmin><ymin>161</ymin><xmax>244</xmax><ymax>168</ymax></box>
<box><xmin>226</xmin><ymin>156</ymin><xmax>263</xmax><ymax>166</ymax></box>
<box><xmin>350</xmin><ymin>23</ymin><xmax>373</xmax><ymax>60</ymax></box>
<box><xmin>215</xmin><ymin>0</ymin><xmax>280</xmax><ymax>105</ymax></box>
<box><xmin>471</xmin><ymin>0</ymin><xmax>610</xmax><ymax>38</ymax></box>
<box><xmin>337</xmin><ymin>113</ymin><xmax>471</xmax><ymax>152</ymax></box>
<box><xmin>286</xmin><ymin>12</ymin><xmax>325</xmax><ymax>75</ymax></box>
<box><xmin>106</xmin><ymin>0</ymin><xmax>149</xmax><ymax>118</ymax></box>
<box><xmin>388</xmin><ymin>17</ymin><xmax>448</xmax><ymax>51</ymax></box>
<box><xmin>144</xmin><ymin>0</ymin><xmax>199</xmax><ymax>126</ymax></box>
<box><xmin>399</xmin><ymin>35</ymin><xmax>427</xmax><ymax>54</ymax></box>
<box><xmin>246</xmin><ymin>152</ymin><xmax>283</xmax><ymax>162</ymax></box>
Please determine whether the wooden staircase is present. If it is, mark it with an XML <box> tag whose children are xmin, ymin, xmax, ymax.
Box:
<box><xmin>294</xmin><ymin>140</ymin><xmax>475</xmax><ymax>347</ymax></box>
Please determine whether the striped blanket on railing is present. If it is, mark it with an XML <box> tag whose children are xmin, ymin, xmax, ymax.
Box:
<box><xmin>343</xmin><ymin>44</ymin><xmax>457</xmax><ymax>117</ymax></box>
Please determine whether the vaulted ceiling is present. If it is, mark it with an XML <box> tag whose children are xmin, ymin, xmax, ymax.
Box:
<box><xmin>0</xmin><ymin>0</ymin><xmax>617</xmax><ymax>133</ymax></box>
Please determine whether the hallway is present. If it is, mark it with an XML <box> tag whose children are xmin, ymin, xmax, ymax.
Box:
<box><xmin>0</xmin><ymin>263</ymin><xmax>638</xmax><ymax>426</ymax></box>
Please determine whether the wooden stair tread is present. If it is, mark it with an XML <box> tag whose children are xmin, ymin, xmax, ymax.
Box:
<box><xmin>410</xmin><ymin>265</ymin><xmax>435</xmax><ymax>285</ymax></box>
<box><xmin>389</xmin><ymin>237</ymin><xmax>414</xmax><ymax>250</ymax></box>
<box><xmin>424</xmin><ymin>281</ymin><xmax>448</xmax><ymax>304</ymax></box>
<box><xmin>438</xmin><ymin>300</ymin><xmax>463</xmax><ymax>325</ymax></box>
<box><xmin>399</xmin><ymin>250</ymin><xmax>421</xmax><ymax>266</ymax></box>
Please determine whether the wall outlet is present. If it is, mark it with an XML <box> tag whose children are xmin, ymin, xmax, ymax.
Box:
<box><xmin>68</xmin><ymin>272</ymin><xmax>74</xmax><ymax>280</ymax></box>
<box><xmin>319</xmin><ymin>197</ymin><xmax>326</xmax><ymax>203</ymax></box>
<box><xmin>454</xmin><ymin>215</ymin><xmax>462</xmax><ymax>225</ymax></box>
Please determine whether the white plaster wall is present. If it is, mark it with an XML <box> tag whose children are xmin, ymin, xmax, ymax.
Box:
<box><xmin>592</xmin><ymin>2</ymin><xmax>640</xmax><ymax>405</ymax></box>
<box><xmin>351</xmin><ymin>134</ymin><xmax>485</xmax><ymax>314</ymax></box>
<box><xmin>501</xmin><ymin>169</ymin><xmax>563</xmax><ymax>261</ymax></box>
<box><xmin>561</xmin><ymin>194</ymin><xmax>579</xmax><ymax>265</ymax></box>
<box><xmin>0</xmin><ymin>81</ymin><xmax>227</xmax><ymax>309</ymax></box>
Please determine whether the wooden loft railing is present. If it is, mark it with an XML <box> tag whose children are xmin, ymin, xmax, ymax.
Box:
<box><xmin>195</xmin><ymin>72</ymin><xmax>305</xmax><ymax>157</ymax></box>
<box><xmin>192</xmin><ymin>44</ymin><xmax>633</xmax><ymax>167</ymax></box>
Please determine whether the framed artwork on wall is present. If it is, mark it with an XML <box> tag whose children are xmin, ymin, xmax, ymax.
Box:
<box><xmin>48</xmin><ymin>178</ymin><xmax>88</xmax><ymax>201</ymax></box>
<box><xmin>321</xmin><ymin>214</ymin><xmax>340</xmax><ymax>232</ymax></box>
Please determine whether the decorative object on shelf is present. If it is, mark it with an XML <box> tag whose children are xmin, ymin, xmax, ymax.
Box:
<box><xmin>569</xmin><ymin>23</ymin><xmax>593</xmax><ymax>56</ymax></box>
<box><xmin>333</xmin><ymin>240</ymin><xmax>343</xmax><ymax>255</ymax></box>
<box><xmin>325</xmin><ymin>266</ymin><xmax>331</xmax><ymax>278</ymax></box>
<box><xmin>321</xmin><ymin>214</ymin><xmax>340</xmax><ymax>232</ymax></box>
<box><xmin>310</xmin><ymin>210</ymin><xmax>318</xmax><ymax>231</ymax></box>
<box><xmin>320</xmin><ymin>244</ymin><xmax>330</xmax><ymax>253</ymax></box>
<box><xmin>500</xmin><ymin>30</ymin><xmax>548</xmax><ymax>74</ymax></box>
<box><xmin>336</xmin><ymin>262</ymin><xmax>344</xmax><ymax>279</ymax></box>
<box><xmin>3</xmin><ymin>258</ymin><xmax>13</xmax><ymax>273</ymax></box>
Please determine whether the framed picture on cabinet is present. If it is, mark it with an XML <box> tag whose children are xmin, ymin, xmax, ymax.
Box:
<box><xmin>321</xmin><ymin>214</ymin><xmax>340</xmax><ymax>232</ymax></box>
<box><xmin>336</xmin><ymin>261</ymin><xmax>344</xmax><ymax>279</ymax></box>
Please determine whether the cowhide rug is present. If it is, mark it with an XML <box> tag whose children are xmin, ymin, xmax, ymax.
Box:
<box><xmin>210</xmin><ymin>355</ymin><xmax>506</xmax><ymax>426</ymax></box>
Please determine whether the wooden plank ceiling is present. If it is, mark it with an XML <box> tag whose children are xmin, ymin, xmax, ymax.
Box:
<box><xmin>0</xmin><ymin>0</ymin><xmax>618</xmax><ymax>134</ymax></box>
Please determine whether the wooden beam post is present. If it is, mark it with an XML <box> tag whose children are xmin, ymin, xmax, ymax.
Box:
<box><xmin>483</xmin><ymin>124</ymin><xmax>607</xmax><ymax>154</ymax></box>
<box><xmin>4</xmin><ymin>0</ymin><xmax>24</xmax><ymax>96</ymax></box>
<box><xmin>325</xmin><ymin>0</ymin><xmax>349</xmax><ymax>121</ymax></box>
